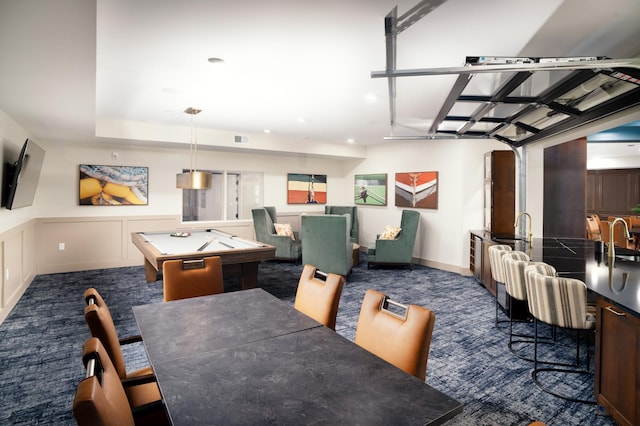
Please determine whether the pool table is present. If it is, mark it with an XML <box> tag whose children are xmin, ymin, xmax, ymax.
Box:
<box><xmin>131</xmin><ymin>229</ymin><xmax>276</xmax><ymax>289</ymax></box>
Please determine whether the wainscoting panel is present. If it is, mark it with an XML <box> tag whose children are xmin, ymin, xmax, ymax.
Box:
<box><xmin>36</xmin><ymin>218</ymin><xmax>124</xmax><ymax>273</ymax></box>
<box><xmin>35</xmin><ymin>216</ymin><xmax>258</xmax><ymax>274</ymax></box>
<box><xmin>0</xmin><ymin>220</ymin><xmax>37</xmax><ymax>325</ymax></box>
<box><xmin>36</xmin><ymin>216</ymin><xmax>182</xmax><ymax>274</ymax></box>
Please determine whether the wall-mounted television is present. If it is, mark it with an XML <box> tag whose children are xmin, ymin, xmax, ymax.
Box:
<box><xmin>2</xmin><ymin>139</ymin><xmax>46</xmax><ymax>210</ymax></box>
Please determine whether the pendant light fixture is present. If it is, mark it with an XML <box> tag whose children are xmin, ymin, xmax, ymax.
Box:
<box><xmin>176</xmin><ymin>107</ymin><xmax>212</xmax><ymax>189</ymax></box>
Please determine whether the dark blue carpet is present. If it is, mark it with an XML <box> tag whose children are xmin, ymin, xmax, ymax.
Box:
<box><xmin>0</xmin><ymin>257</ymin><xmax>615</xmax><ymax>425</ymax></box>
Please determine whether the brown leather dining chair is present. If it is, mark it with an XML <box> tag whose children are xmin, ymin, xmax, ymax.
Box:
<box><xmin>354</xmin><ymin>289</ymin><xmax>436</xmax><ymax>381</ymax></box>
<box><xmin>162</xmin><ymin>256</ymin><xmax>224</xmax><ymax>302</ymax></box>
<box><xmin>83</xmin><ymin>288</ymin><xmax>163</xmax><ymax>414</ymax></box>
<box><xmin>73</xmin><ymin>337</ymin><xmax>169</xmax><ymax>426</ymax></box>
<box><xmin>586</xmin><ymin>215</ymin><xmax>602</xmax><ymax>241</ymax></box>
<box><xmin>294</xmin><ymin>264</ymin><xmax>345</xmax><ymax>330</ymax></box>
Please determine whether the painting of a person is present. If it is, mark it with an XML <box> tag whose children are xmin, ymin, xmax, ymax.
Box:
<box><xmin>359</xmin><ymin>185</ymin><xmax>368</xmax><ymax>203</ymax></box>
<box><xmin>306</xmin><ymin>175</ymin><xmax>318</xmax><ymax>203</ymax></box>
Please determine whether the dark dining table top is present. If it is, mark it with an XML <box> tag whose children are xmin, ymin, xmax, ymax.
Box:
<box><xmin>133</xmin><ymin>288</ymin><xmax>320</xmax><ymax>364</ymax></box>
<box><xmin>133</xmin><ymin>289</ymin><xmax>463</xmax><ymax>425</ymax></box>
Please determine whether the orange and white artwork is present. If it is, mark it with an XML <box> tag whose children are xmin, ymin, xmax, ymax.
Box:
<box><xmin>394</xmin><ymin>171</ymin><xmax>438</xmax><ymax>209</ymax></box>
<box><xmin>287</xmin><ymin>173</ymin><xmax>327</xmax><ymax>204</ymax></box>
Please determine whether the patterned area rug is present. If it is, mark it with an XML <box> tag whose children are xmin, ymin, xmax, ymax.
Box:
<box><xmin>0</xmin><ymin>257</ymin><xmax>615</xmax><ymax>425</ymax></box>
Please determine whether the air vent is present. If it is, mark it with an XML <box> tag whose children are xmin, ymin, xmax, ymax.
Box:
<box><xmin>234</xmin><ymin>135</ymin><xmax>249</xmax><ymax>144</ymax></box>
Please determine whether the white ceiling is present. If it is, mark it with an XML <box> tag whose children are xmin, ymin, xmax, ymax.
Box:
<box><xmin>1</xmin><ymin>0</ymin><xmax>640</xmax><ymax>159</ymax></box>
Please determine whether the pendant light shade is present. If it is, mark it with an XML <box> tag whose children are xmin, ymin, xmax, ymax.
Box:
<box><xmin>176</xmin><ymin>107</ymin><xmax>211</xmax><ymax>189</ymax></box>
<box><xmin>176</xmin><ymin>170</ymin><xmax>212</xmax><ymax>189</ymax></box>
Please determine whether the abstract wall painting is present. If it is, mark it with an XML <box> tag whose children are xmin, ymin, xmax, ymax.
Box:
<box><xmin>287</xmin><ymin>173</ymin><xmax>327</xmax><ymax>204</ymax></box>
<box><xmin>79</xmin><ymin>164</ymin><xmax>148</xmax><ymax>205</ymax></box>
<box><xmin>354</xmin><ymin>173</ymin><xmax>387</xmax><ymax>205</ymax></box>
<box><xmin>394</xmin><ymin>171</ymin><xmax>438</xmax><ymax>209</ymax></box>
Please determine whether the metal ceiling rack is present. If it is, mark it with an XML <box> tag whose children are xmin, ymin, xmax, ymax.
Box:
<box><xmin>373</xmin><ymin>1</ymin><xmax>640</xmax><ymax>148</ymax></box>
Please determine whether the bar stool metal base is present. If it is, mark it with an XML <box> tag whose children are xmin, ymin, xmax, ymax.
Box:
<box><xmin>508</xmin><ymin>324</ymin><xmax>557</xmax><ymax>363</ymax></box>
<box><xmin>531</xmin><ymin>319</ymin><xmax>596</xmax><ymax>405</ymax></box>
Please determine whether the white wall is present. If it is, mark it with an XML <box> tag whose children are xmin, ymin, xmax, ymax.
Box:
<box><xmin>2</xmin><ymin>106</ymin><xmax>524</xmax><ymax>276</ymax></box>
<box><xmin>0</xmin><ymin>111</ymin><xmax>38</xmax><ymax>324</ymax></box>
<box><xmin>28</xmin><ymin>134</ymin><xmax>510</xmax><ymax>273</ymax></box>
<box><xmin>35</xmin><ymin>138</ymin><xmax>347</xmax><ymax>219</ymax></box>
<box><xmin>347</xmin><ymin>138</ymin><xmax>505</xmax><ymax>271</ymax></box>
<box><xmin>588</xmin><ymin>155</ymin><xmax>640</xmax><ymax>170</ymax></box>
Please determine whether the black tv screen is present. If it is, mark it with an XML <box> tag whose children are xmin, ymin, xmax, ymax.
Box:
<box><xmin>2</xmin><ymin>139</ymin><xmax>46</xmax><ymax>210</ymax></box>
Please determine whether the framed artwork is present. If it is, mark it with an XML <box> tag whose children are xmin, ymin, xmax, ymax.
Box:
<box><xmin>354</xmin><ymin>173</ymin><xmax>387</xmax><ymax>205</ymax></box>
<box><xmin>79</xmin><ymin>164</ymin><xmax>148</xmax><ymax>205</ymax></box>
<box><xmin>395</xmin><ymin>171</ymin><xmax>438</xmax><ymax>209</ymax></box>
<box><xmin>287</xmin><ymin>173</ymin><xmax>327</xmax><ymax>204</ymax></box>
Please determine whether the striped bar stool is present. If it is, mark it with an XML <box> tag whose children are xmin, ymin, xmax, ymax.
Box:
<box><xmin>487</xmin><ymin>244</ymin><xmax>512</xmax><ymax>329</ymax></box>
<box><xmin>525</xmin><ymin>270</ymin><xmax>596</xmax><ymax>404</ymax></box>
<box><xmin>503</xmin><ymin>258</ymin><xmax>556</xmax><ymax>360</ymax></box>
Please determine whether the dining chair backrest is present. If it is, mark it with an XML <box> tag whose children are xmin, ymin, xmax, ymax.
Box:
<box><xmin>586</xmin><ymin>215</ymin><xmax>602</xmax><ymax>240</ymax></box>
<box><xmin>354</xmin><ymin>289</ymin><xmax>435</xmax><ymax>381</ymax></box>
<box><xmin>294</xmin><ymin>264</ymin><xmax>345</xmax><ymax>330</ymax></box>
<box><xmin>84</xmin><ymin>288</ymin><xmax>167</xmax><ymax>423</ymax></box>
<box><xmin>162</xmin><ymin>256</ymin><xmax>224</xmax><ymax>302</ymax></box>
<box><xmin>73</xmin><ymin>337</ymin><xmax>135</xmax><ymax>426</ymax></box>
<box><xmin>83</xmin><ymin>288</ymin><xmax>129</xmax><ymax>379</ymax></box>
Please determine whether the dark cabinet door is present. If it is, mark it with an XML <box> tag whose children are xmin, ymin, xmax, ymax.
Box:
<box><xmin>595</xmin><ymin>297</ymin><xmax>639</xmax><ymax>426</ymax></box>
<box><xmin>587</xmin><ymin>168</ymin><xmax>640</xmax><ymax>218</ymax></box>
<box><xmin>483</xmin><ymin>151</ymin><xmax>515</xmax><ymax>237</ymax></box>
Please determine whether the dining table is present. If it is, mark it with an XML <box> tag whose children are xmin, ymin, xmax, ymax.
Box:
<box><xmin>133</xmin><ymin>288</ymin><xmax>463</xmax><ymax>425</ymax></box>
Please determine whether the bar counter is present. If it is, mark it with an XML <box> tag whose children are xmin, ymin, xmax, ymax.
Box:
<box><xmin>471</xmin><ymin>232</ymin><xmax>640</xmax><ymax>425</ymax></box>
<box><xmin>499</xmin><ymin>236</ymin><xmax>639</xmax><ymax>316</ymax></box>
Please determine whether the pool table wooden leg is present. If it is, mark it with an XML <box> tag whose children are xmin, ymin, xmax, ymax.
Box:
<box><xmin>144</xmin><ymin>258</ymin><xmax>159</xmax><ymax>282</ymax></box>
<box><xmin>240</xmin><ymin>262</ymin><xmax>259</xmax><ymax>290</ymax></box>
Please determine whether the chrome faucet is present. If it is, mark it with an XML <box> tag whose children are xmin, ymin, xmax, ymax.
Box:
<box><xmin>514</xmin><ymin>211</ymin><xmax>532</xmax><ymax>246</ymax></box>
<box><xmin>608</xmin><ymin>217</ymin><xmax>631</xmax><ymax>258</ymax></box>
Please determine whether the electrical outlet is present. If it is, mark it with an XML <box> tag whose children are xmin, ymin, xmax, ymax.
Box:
<box><xmin>59</xmin><ymin>243</ymin><xmax>65</xmax><ymax>251</ymax></box>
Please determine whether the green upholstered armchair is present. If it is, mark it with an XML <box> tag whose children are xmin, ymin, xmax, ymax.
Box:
<box><xmin>367</xmin><ymin>210</ymin><xmax>420</xmax><ymax>270</ymax></box>
<box><xmin>251</xmin><ymin>207</ymin><xmax>302</xmax><ymax>261</ymax></box>
<box><xmin>301</xmin><ymin>214</ymin><xmax>353</xmax><ymax>276</ymax></box>
<box><xmin>324</xmin><ymin>205</ymin><xmax>358</xmax><ymax>244</ymax></box>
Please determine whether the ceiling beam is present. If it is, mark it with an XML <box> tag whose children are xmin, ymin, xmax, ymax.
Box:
<box><xmin>372</xmin><ymin>58</ymin><xmax>640</xmax><ymax>79</ymax></box>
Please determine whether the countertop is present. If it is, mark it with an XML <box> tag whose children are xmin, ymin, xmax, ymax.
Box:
<box><xmin>471</xmin><ymin>231</ymin><xmax>640</xmax><ymax>317</ymax></box>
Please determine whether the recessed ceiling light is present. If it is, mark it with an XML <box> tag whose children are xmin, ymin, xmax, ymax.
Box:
<box><xmin>297</xmin><ymin>117</ymin><xmax>306</xmax><ymax>123</ymax></box>
<box><xmin>264</xmin><ymin>129</ymin><xmax>271</xmax><ymax>134</ymax></box>
<box><xmin>162</xmin><ymin>87</ymin><xmax>181</xmax><ymax>94</ymax></box>
<box><xmin>347</xmin><ymin>138</ymin><xmax>355</xmax><ymax>144</ymax></box>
